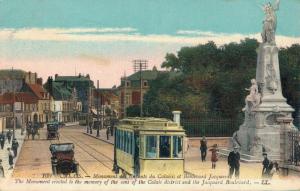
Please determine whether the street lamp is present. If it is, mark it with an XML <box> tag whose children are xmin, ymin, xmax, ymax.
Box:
<box><xmin>86</xmin><ymin>112</ymin><xmax>89</xmax><ymax>133</ymax></box>
<box><xmin>96</xmin><ymin>80</ymin><xmax>100</xmax><ymax>137</ymax></box>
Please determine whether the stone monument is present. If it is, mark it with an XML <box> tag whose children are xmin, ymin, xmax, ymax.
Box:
<box><xmin>232</xmin><ymin>0</ymin><xmax>297</xmax><ymax>160</ymax></box>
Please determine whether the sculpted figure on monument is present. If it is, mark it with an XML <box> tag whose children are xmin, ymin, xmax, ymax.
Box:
<box><xmin>261</xmin><ymin>0</ymin><xmax>280</xmax><ymax>44</ymax></box>
<box><xmin>243</xmin><ymin>79</ymin><xmax>261</xmax><ymax>112</ymax></box>
<box><xmin>266</xmin><ymin>63</ymin><xmax>278</xmax><ymax>93</ymax></box>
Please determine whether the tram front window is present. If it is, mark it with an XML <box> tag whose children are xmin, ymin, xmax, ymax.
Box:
<box><xmin>159</xmin><ymin>136</ymin><xmax>171</xmax><ymax>158</ymax></box>
<box><xmin>146</xmin><ymin>136</ymin><xmax>157</xmax><ymax>158</ymax></box>
<box><xmin>173</xmin><ymin>136</ymin><xmax>183</xmax><ymax>158</ymax></box>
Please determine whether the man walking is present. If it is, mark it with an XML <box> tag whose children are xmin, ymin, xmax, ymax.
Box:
<box><xmin>7</xmin><ymin>148</ymin><xmax>14</xmax><ymax>170</ymax></box>
<box><xmin>0</xmin><ymin>159</ymin><xmax>4</xmax><ymax>178</ymax></box>
<box><xmin>0</xmin><ymin>133</ymin><xmax>5</xmax><ymax>150</ymax></box>
<box><xmin>262</xmin><ymin>152</ymin><xmax>270</xmax><ymax>178</ymax></box>
<box><xmin>106</xmin><ymin>127</ymin><xmax>110</xmax><ymax>140</ymax></box>
<box><xmin>200</xmin><ymin>136</ymin><xmax>207</xmax><ymax>162</ymax></box>
<box><xmin>228</xmin><ymin>146</ymin><xmax>240</xmax><ymax>178</ymax></box>
<box><xmin>12</xmin><ymin>138</ymin><xmax>19</xmax><ymax>158</ymax></box>
<box><xmin>6</xmin><ymin>130</ymin><xmax>12</xmax><ymax>144</ymax></box>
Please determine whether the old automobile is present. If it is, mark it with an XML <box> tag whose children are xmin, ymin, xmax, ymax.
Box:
<box><xmin>49</xmin><ymin>143</ymin><xmax>79</xmax><ymax>175</ymax></box>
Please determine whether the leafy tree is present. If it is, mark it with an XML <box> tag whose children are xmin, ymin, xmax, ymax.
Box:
<box><xmin>126</xmin><ymin>105</ymin><xmax>140</xmax><ymax>117</ymax></box>
<box><xmin>144</xmin><ymin>38</ymin><xmax>300</xmax><ymax>127</ymax></box>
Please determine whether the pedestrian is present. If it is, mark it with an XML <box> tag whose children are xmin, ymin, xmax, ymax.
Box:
<box><xmin>0</xmin><ymin>159</ymin><xmax>4</xmax><ymax>178</ymax></box>
<box><xmin>106</xmin><ymin>127</ymin><xmax>110</xmax><ymax>140</ymax></box>
<box><xmin>228</xmin><ymin>146</ymin><xmax>240</xmax><ymax>178</ymax></box>
<box><xmin>262</xmin><ymin>152</ymin><xmax>270</xmax><ymax>178</ymax></box>
<box><xmin>200</xmin><ymin>136</ymin><xmax>208</xmax><ymax>162</ymax></box>
<box><xmin>6</xmin><ymin>130</ymin><xmax>12</xmax><ymax>144</ymax></box>
<box><xmin>7</xmin><ymin>148</ymin><xmax>14</xmax><ymax>170</ymax></box>
<box><xmin>209</xmin><ymin>144</ymin><xmax>219</xmax><ymax>169</ymax></box>
<box><xmin>0</xmin><ymin>133</ymin><xmax>5</xmax><ymax>150</ymax></box>
<box><xmin>294</xmin><ymin>141</ymin><xmax>300</xmax><ymax>166</ymax></box>
<box><xmin>267</xmin><ymin>161</ymin><xmax>279</xmax><ymax>179</ymax></box>
<box><xmin>11</xmin><ymin>138</ymin><xmax>19</xmax><ymax>158</ymax></box>
<box><xmin>110</xmin><ymin>122</ymin><xmax>114</xmax><ymax>136</ymax></box>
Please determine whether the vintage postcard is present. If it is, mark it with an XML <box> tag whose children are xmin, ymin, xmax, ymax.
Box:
<box><xmin>0</xmin><ymin>0</ymin><xmax>299</xmax><ymax>191</ymax></box>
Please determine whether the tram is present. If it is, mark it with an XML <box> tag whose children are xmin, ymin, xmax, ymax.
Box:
<box><xmin>114</xmin><ymin>117</ymin><xmax>186</xmax><ymax>177</ymax></box>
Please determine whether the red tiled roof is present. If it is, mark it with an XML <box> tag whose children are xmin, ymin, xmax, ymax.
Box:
<box><xmin>0</xmin><ymin>92</ymin><xmax>38</xmax><ymax>104</ymax></box>
<box><xmin>15</xmin><ymin>92</ymin><xmax>38</xmax><ymax>104</ymax></box>
<box><xmin>27</xmin><ymin>84</ymin><xmax>48</xmax><ymax>100</ymax></box>
<box><xmin>0</xmin><ymin>93</ymin><xmax>14</xmax><ymax>104</ymax></box>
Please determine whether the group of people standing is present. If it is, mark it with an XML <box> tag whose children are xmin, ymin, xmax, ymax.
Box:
<box><xmin>199</xmin><ymin>136</ymin><xmax>283</xmax><ymax>179</ymax></box>
<box><xmin>200</xmin><ymin>137</ymin><xmax>221</xmax><ymax>170</ymax></box>
<box><xmin>0</xmin><ymin>129</ymin><xmax>20</xmax><ymax>178</ymax></box>
<box><xmin>199</xmin><ymin>136</ymin><xmax>240</xmax><ymax>178</ymax></box>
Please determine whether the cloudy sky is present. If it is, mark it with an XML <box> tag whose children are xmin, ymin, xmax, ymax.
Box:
<box><xmin>0</xmin><ymin>0</ymin><xmax>299</xmax><ymax>87</ymax></box>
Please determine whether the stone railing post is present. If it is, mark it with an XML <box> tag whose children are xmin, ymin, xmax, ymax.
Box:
<box><xmin>277</xmin><ymin>117</ymin><xmax>293</xmax><ymax>164</ymax></box>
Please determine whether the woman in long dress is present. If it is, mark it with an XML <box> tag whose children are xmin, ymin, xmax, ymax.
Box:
<box><xmin>209</xmin><ymin>144</ymin><xmax>219</xmax><ymax>169</ymax></box>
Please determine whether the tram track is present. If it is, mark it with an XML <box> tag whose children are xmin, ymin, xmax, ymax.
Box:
<box><xmin>59</xmin><ymin>133</ymin><xmax>114</xmax><ymax>174</ymax></box>
<box><xmin>69</xmin><ymin>135</ymin><xmax>114</xmax><ymax>162</ymax></box>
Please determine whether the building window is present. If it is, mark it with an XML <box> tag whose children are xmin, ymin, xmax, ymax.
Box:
<box><xmin>125</xmin><ymin>81</ymin><xmax>130</xmax><ymax>87</ymax></box>
<box><xmin>143</xmin><ymin>81</ymin><xmax>148</xmax><ymax>87</ymax></box>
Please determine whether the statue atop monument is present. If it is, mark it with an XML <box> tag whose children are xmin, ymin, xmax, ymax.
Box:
<box><xmin>261</xmin><ymin>0</ymin><xmax>280</xmax><ymax>44</ymax></box>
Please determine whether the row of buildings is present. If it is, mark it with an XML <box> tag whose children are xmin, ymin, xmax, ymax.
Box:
<box><xmin>0</xmin><ymin>66</ymin><xmax>164</xmax><ymax>132</ymax></box>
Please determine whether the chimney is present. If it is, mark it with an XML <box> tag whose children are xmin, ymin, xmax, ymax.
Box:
<box><xmin>48</xmin><ymin>77</ymin><xmax>53</xmax><ymax>96</ymax></box>
<box><xmin>34</xmin><ymin>73</ymin><xmax>37</xmax><ymax>84</ymax></box>
<box><xmin>28</xmin><ymin>71</ymin><xmax>31</xmax><ymax>84</ymax></box>
<box><xmin>55</xmin><ymin>74</ymin><xmax>58</xmax><ymax>80</ymax></box>
<box><xmin>172</xmin><ymin>111</ymin><xmax>181</xmax><ymax>125</ymax></box>
<box><xmin>37</xmin><ymin>78</ymin><xmax>43</xmax><ymax>86</ymax></box>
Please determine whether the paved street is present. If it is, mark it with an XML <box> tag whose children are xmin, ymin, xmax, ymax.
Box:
<box><xmin>12</xmin><ymin>126</ymin><xmax>115</xmax><ymax>178</ymax></box>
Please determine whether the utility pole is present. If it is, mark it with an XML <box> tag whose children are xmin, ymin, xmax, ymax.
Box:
<box><xmin>86</xmin><ymin>86</ymin><xmax>90</xmax><ymax>134</ymax></box>
<box><xmin>89</xmin><ymin>85</ymin><xmax>92</xmax><ymax>134</ymax></box>
<box><xmin>101</xmin><ymin>92</ymin><xmax>104</xmax><ymax>131</ymax></box>
<box><xmin>133</xmin><ymin>60</ymin><xmax>148</xmax><ymax>117</ymax></box>
<box><xmin>12</xmin><ymin>67</ymin><xmax>16</xmax><ymax>139</ymax></box>
<box><xmin>96</xmin><ymin>80</ymin><xmax>100</xmax><ymax>137</ymax></box>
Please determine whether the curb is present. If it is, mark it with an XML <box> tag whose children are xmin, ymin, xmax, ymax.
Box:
<box><xmin>82</xmin><ymin>132</ymin><xmax>114</xmax><ymax>145</ymax></box>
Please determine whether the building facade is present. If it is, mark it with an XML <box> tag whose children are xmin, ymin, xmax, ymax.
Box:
<box><xmin>0</xmin><ymin>92</ymin><xmax>38</xmax><ymax>129</ymax></box>
<box><xmin>45</xmin><ymin>77</ymin><xmax>82</xmax><ymax>123</ymax></box>
<box><xmin>118</xmin><ymin>67</ymin><xmax>159</xmax><ymax>118</ymax></box>
<box><xmin>22</xmin><ymin>83</ymin><xmax>52</xmax><ymax>124</ymax></box>
<box><xmin>53</xmin><ymin>74</ymin><xmax>94</xmax><ymax>113</ymax></box>
<box><xmin>93</xmin><ymin>88</ymin><xmax>120</xmax><ymax>118</ymax></box>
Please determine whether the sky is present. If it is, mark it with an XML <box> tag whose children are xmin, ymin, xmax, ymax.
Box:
<box><xmin>0</xmin><ymin>0</ymin><xmax>299</xmax><ymax>87</ymax></box>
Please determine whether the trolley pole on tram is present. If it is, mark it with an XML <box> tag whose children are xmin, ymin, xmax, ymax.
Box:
<box><xmin>96</xmin><ymin>80</ymin><xmax>100</xmax><ymax>137</ymax></box>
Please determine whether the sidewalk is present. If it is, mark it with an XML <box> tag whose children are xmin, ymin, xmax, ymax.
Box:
<box><xmin>65</xmin><ymin>121</ymin><xmax>79</xmax><ymax>127</ymax></box>
<box><xmin>0</xmin><ymin>129</ymin><xmax>25</xmax><ymax>178</ymax></box>
<box><xmin>83</xmin><ymin>127</ymin><xmax>114</xmax><ymax>145</ymax></box>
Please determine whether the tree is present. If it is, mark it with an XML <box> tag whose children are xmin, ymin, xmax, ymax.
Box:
<box><xmin>144</xmin><ymin>39</ymin><xmax>300</xmax><ymax>124</ymax></box>
<box><xmin>126</xmin><ymin>105</ymin><xmax>141</xmax><ymax>117</ymax></box>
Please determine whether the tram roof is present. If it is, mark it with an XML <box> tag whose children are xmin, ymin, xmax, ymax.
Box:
<box><xmin>118</xmin><ymin>117</ymin><xmax>185</xmax><ymax>132</ymax></box>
